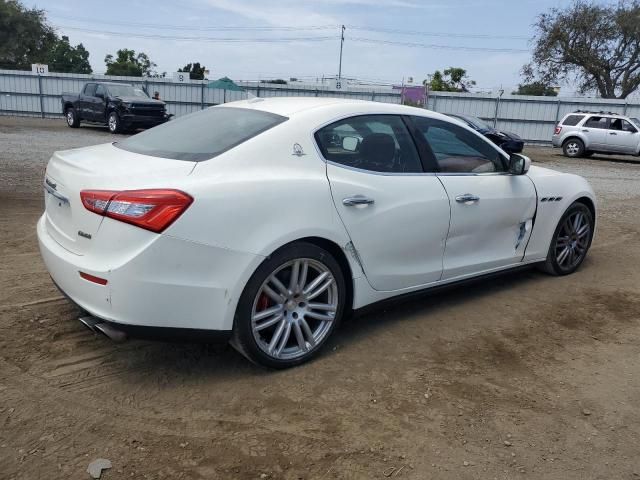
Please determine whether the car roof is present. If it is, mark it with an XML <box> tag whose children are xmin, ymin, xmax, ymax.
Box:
<box><xmin>86</xmin><ymin>82</ymin><xmax>133</xmax><ymax>86</ymax></box>
<box><xmin>221</xmin><ymin>96</ymin><xmax>453</xmax><ymax>121</ymax></box>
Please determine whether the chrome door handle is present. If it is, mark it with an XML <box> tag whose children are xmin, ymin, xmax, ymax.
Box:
<box><xmin>455</xmin><ymin>193</ymin><xmax>480</xmax><ymax>204</ymax></box>
<box><xmin>342</xmin><ymin>195</ymin><xmax>375</xmax><ymax>207</ymax></box>
<box><xmin>609</xmin><ymin>132</ymin><xmax>617</xmax><ymax>135</ymax></box>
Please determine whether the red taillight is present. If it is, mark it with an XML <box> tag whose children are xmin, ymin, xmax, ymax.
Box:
<box><xmin>80</xmin><ymin>189</ymin><xmax>193</xmax><ymax>233</ymax></box>
<box><xmin>554</xmin><ymin>125</ymin><xmax>562</xmax><ymax>135</ymax></box>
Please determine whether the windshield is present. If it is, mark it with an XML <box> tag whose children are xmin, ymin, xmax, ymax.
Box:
<box><xmin>107</xmin><ymin>84</ymin><xmax>148</xmax><ymax>98</ymax></box>
<box><xmin>115</xmin><ymin>106</ymin><xmax>288</xmax><ymax>161</ymax></box>
<box><xmin>630</xmin><ymin>117</ymin><xmax>640</xmax><ymax>128</ymax></box>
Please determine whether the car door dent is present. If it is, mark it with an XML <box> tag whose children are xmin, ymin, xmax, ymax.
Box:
<box><xmin>437</xmin><ymin>173</ymin><xmax>537</xmax><ymax>279</ymax></box>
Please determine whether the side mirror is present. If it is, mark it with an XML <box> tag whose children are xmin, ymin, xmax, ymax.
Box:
<box><xmin>508</xmin><ymin>153</ymin><xmax>531</xmax><ymax>175</ymax></box>
<box><xmin>342</xmin><ymin>136</ymin><xmax>359</xmax><ymax>152</ymax></box>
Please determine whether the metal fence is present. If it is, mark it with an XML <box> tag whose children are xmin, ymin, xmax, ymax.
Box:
<box><xmin>2</xmin><ymin>68</ymin><xmax>640</xmax><ymax>143</ymax></box>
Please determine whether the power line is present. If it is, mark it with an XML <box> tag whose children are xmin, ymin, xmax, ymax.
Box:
<box><xmin>51</xmin><ymin>15</ymin><xmax>338</xmax><ymax>32</ymax></box>
<box><xmin>348</xmin><ymin>37</ymin><xmax>529</xmax><ymax>53</ymax></box>
<box><xmin>347</xmin><ymin>25</ymin><xmax>529</xmax><ymax>41</ymax></box>
<box><xmin>56</xmin><ymin>26</ymin><xmax>334</xmax><ymax>43</ymax></box>
<box><xmin>56</xmin><ymin>25</ymin><xmax>529</xmax><ymax>53</ymax></box>
<box><xmin>50</xmin><ymin>14</ymin><xmax>528</xmax><ymax>41</ymax></box>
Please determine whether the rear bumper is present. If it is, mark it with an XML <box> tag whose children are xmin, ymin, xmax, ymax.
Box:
<box><xmin>37</xmin><ymin>214</ymin><xmax>261</xmax><ymax>332</ymax></box>
<box><xmin>551</xmin><ymin>135</ymin><xmax>562</xmax><ymax>148</ymax></box>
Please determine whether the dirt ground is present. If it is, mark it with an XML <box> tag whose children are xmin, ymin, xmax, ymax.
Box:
<box><xmin>1</xmin><ymin>116</ymin><xmax>640</xmax><ymax>480</ymax></box>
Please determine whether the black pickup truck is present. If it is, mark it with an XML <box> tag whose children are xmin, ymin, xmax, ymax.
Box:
<box><xmin>61</xmin><ymin>82</ymin><xmax>170</xmax><ymax>133</ymax></box>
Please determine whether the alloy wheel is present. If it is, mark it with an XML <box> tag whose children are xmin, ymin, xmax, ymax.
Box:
<box><xmin>251</xmin><ymin>258</ymin><xmax>338</xmax><ymax>361</ymax></box>
<box><xmin>566</xmin><ymin>142</ymin><xmax>580</xmax><ymax>156</ymax></box>
<box><xmin>555</xmin><ymin>210</ymin><xmax>591</xmax><ymax>270</ymax></box>
<box><xmin>66</xmin><ymin>110</ymin><xmax>74</xmax><ymax>126</ymax></box>
<box><xmin>108</xmin><ymin>114</ymin><xmax>117</xmax><ymax>132</ymax></box>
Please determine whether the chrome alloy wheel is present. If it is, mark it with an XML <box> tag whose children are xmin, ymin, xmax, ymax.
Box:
<box><xmin>251</xmin><ymin>258</ymin><xmax>338</xmax><ymax>360</ymax></box>
<box><xmin>66</xmin><ymin>110</ymin><xmax>74</xmax><ymax>126</ymax></box>
<box><xmin>108</xmin><ymin>113</ymin><xmax>117</xmax><ymax>132</ymax></box>
<box><xmin>566</xmin><ymin>141</ymin><xmax>580</xmax><ymax>156</ymax></box>
<box><xmin>555</xmin><ymin>210</ymin><xmax>591</xmax><ymax>270</ymax></box>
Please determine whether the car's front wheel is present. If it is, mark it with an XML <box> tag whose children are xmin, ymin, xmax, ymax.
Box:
<box><xmin>108</xmin><ymin>111</ymin><xmax>121</xmax><ymax>133</ymax></box>
<box><xmin>540</xmin><ymin>202</ymin><xmax>594</xmax><ymax>276</ymax></box>
<box><xmin>65</xmin><ymin>107</ymin><xmax>80</xmax><ymax>128</ymax></box>
<box><xmin>232</xmin><ymin>242</ymin><xmax>346</xmax><ymax>368</ymax></box>
<box><xmin>562</xmin><ymin>138</ymin><xmax>585</xmax><ymax>158</ymax></box>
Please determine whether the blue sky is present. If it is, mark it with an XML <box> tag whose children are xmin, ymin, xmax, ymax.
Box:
<box><xmin>28</xmin><ymin>0</ymin><xmax>618</xmax><ymax>93</ymax></box>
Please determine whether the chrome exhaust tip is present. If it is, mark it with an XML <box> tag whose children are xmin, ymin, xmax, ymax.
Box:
<box><xmin>79</xmin><ymin>315</ymin><xmax>101</xmax><ymax>332</ymax></box>
<box><xmin>94</xmin><ymin>322</ymin><xmax>127</xmax><ymax>343</ymax></box>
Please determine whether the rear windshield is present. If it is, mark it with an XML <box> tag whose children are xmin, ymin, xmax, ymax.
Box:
<box><xmin>115</xmin><ymin>107</ymin><xmax>287</xmax><ymax>161</ymax></box>
<box><xmin>561</xmin><ymin>114</ymin><xmax>585</xmax><ymax>126</ymax></box>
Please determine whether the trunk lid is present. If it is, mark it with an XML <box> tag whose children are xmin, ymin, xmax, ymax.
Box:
<box><xmin>43</xmin><ymin>142</ymin><xmax>195</xmax><ymax>255</ymax></box>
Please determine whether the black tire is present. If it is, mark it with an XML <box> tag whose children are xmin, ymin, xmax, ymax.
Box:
<box><xmin>108</xmin><ymin>111</ymin><xmax>121</xmax><ymax>134</ymax></box>
<box><xmin>539</xmin><ymin>202</ymin><xmax>594</xmax><ymax>276</ymax></box>
<box><xmin>562</xmin><ymin>138</ymin><xmax>585</xmax><ymax>158</ymax></box>
<box><xmin>231</xmin><ymin>242</ymin><xmax>346</xmax><ymax>369</ymax></box>
<box><xmin>65</xmin><ymin>107</ymin><xmax>80</xmax><ymax>128</ymax></box>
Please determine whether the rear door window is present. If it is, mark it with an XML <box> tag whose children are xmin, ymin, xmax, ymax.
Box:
<box><xmin>561</xmin><ymin>115</ymin><xmax>584</xmax><ymax>126</ymax></box>
<box><xmin>584</xmin><ymin>116</ymin><xmax>609</xmax><ymax>129</ymax></box>
<box><xmin>115</xmin><ymin>107</ymin><xmax>287</xmax><ymax>161</ymax></box>
<box><xmin>314</xmin><ymin>115</ymin><xmax>422</xmax><ymax>173</ymax></box>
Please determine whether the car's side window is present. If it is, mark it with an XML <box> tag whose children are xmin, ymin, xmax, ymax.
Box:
<box><xmin>95</xmin><ymin>85</ymin><xmax>106</xmax><ymax>98</ymax></box>
<box><xmin>412</xmin><ymin>116</ymin><xmax>506</xmax><ymax>173</ymax></box>
<box><xmin>584</xmin><ymin>116</ymin><xmax>609</xmax><ymax>129</ymax></box>
<box><xmin>610</xmin><ymin>118</ymin><xmax>637</xmax><ymax>132</ymax></box>
<box><xmin>83</xmin><ymin>83</ymin><xmax>97</xmax><ymax>97</ymax></box>
<box><xmin>315</xmin><ymin>115</ymin><xmax>422</xmax><ymax>173</ymax></box>
<box><xmin>624</xmin><ymin>120</ymin><xmax>638</xmax><ymax>133</ymax></box>
<box><xmin>562</xmin><ymin>115</ymin><xmax>585</xmax><ymax>126</ymax></box>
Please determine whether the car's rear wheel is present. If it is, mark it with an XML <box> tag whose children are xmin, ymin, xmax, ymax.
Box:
<box><xmin>65</xmin><ymin>107</ymin><xmax>80</xmax><ymax>128</ymax></box>
<box><xmin>562</xmin><ymin>138</ymin><xmax>585</xmax><ymax>158</ymax></box>
<box><xmin>108</xmin><ymin>111</ymin><xmax>121</xmax><ymax>134</ymax></box>
<box><xmin>540</xmin><ymin>202</ymin><xmax>594</xmax><ymax>276</ymax></box>
<box><xmin>232</xmin><ymin>242</ymin><xmax>346</xmax><ymax>369</ymax></box>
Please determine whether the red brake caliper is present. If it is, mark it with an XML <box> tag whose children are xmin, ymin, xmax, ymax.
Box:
<box><xmin>257</xmin><ymin>292</ymin><xmax>269</xmax><ymax>312</ymax></box>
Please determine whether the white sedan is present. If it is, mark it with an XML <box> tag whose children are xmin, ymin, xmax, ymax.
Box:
<box><xmin>38</xmin><ymin>98</ymin><xmax>596</xmax><ymax>368</ymax></box>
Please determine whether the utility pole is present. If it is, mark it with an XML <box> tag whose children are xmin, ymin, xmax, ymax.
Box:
<box><xmin>337</xmin><ymin>25</ymin><xmax>345</xmax><ymax>88</ymax></box>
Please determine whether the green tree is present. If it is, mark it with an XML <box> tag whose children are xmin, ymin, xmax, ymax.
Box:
<box><xmin>525</xmin><ymin>0</ymin><xmax>640</xmax><ymax>99</ymax></box>
<box><xmin>47</xmin><ymin>36</ymin><xmax>92</xmax><ymax>74</ymax></box>
<box><xmin>424</xmin><ymin>67</ymin><xmax>476</xmax><ymax>92</ymax></box>
<box><xmin>0</xmin><ymin>0</ymin><xmax>56</xmax><ymax>70</ymax></box>
<box><xmin>512</xmin><ymin>82</ymin><xmax>558</xmax><ymax>96</ymax></box>
<box><xmin>178</xmin><ymin>62</ymin><xmax>207</xmax><ymax>80</ymax></box>
<box><xmin>105</xmin><ymin>49</ymin><xmax>157</xmax><ymax>77</ymax></box>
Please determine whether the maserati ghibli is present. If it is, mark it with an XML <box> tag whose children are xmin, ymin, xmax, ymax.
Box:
<box><xmin>38</xmin><ymin>98</ymin><xmax>596</xmax><ymax>368</ymax></box>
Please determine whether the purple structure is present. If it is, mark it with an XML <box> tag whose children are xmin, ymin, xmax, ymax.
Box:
<box><xmin>392</xmin><ymin>85</ymin><xmax>427</xmax><ymax>106</ymax></box>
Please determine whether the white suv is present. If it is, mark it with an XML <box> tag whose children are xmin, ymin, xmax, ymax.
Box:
<box><xmin>552</xmin><ymin>111</ymin><xmax>640</xmax><ymax>158</ymax></box>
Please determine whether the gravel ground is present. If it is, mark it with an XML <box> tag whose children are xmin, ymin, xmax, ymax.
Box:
<box><xmin>1</xmin><ymin>116</ymin><xmax>640</xmax><ymax>479</ymax></box>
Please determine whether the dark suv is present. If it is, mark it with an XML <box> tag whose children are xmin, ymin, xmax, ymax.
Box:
<box><xmin>62</xmin><ymin>82</ymin><xmax>170</xmax><ymax>133</ymax></box>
